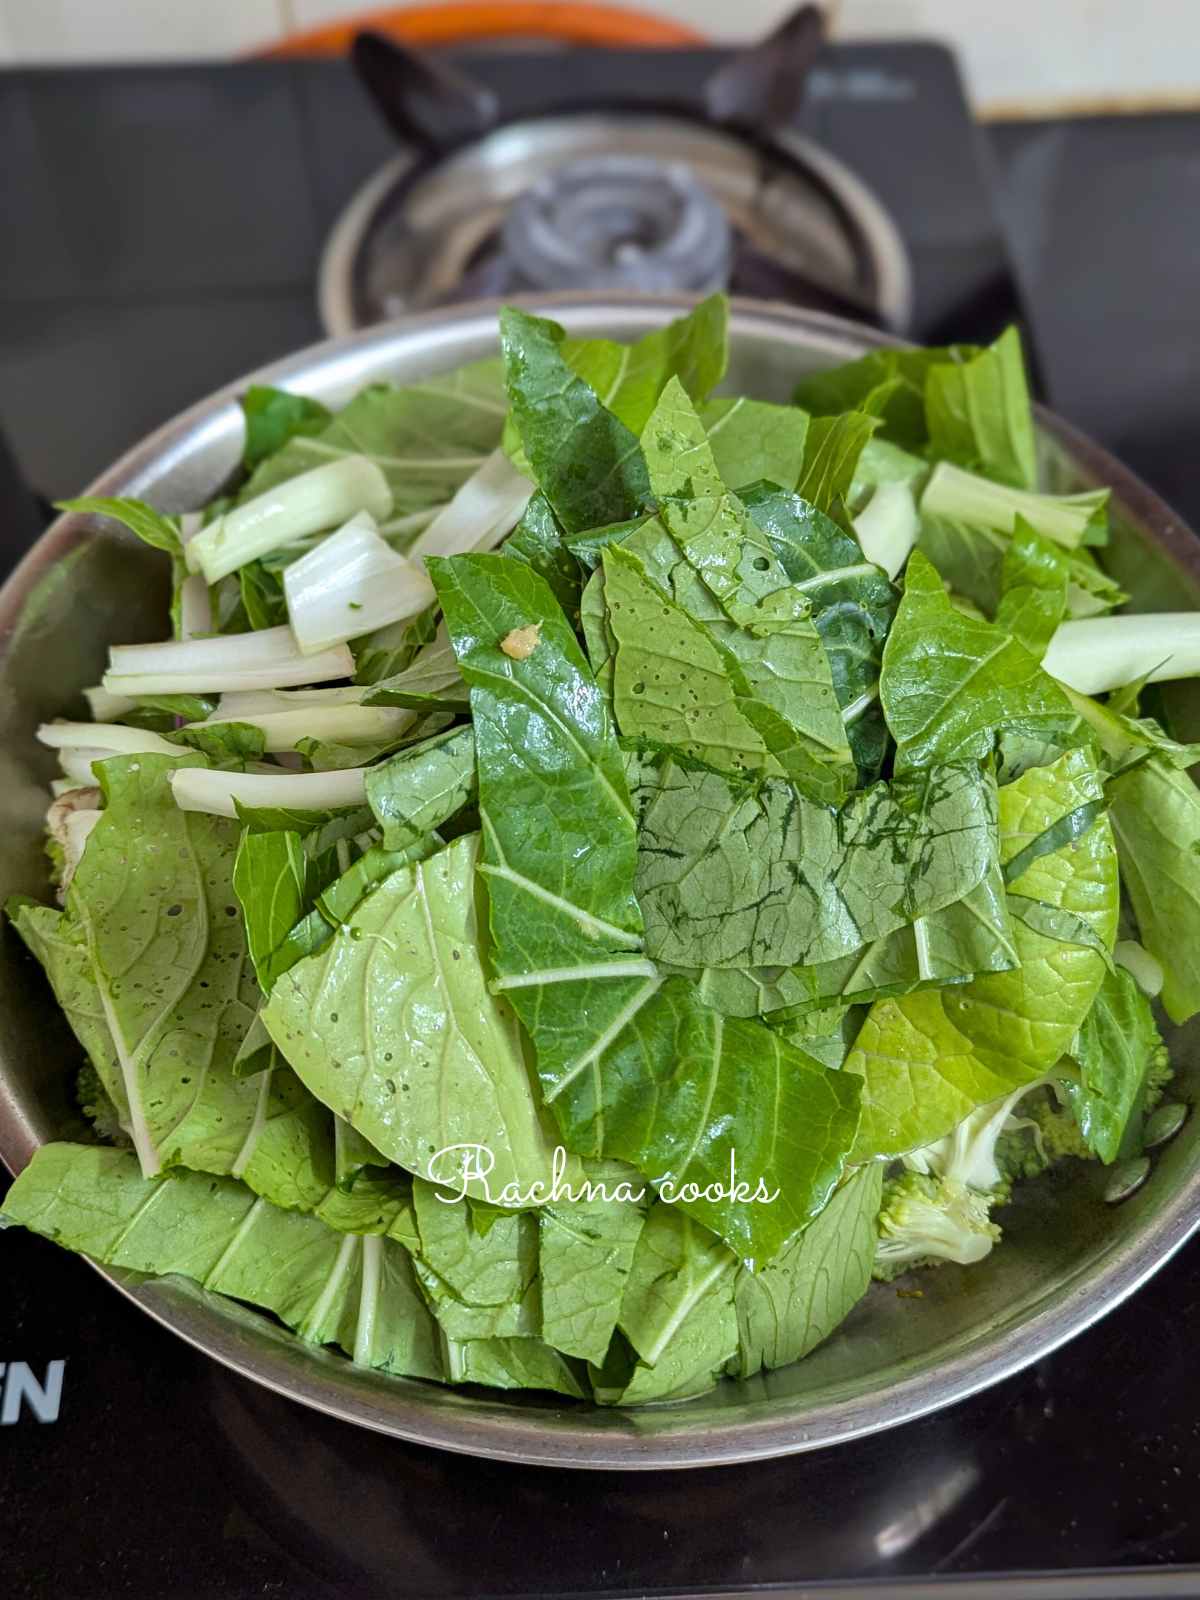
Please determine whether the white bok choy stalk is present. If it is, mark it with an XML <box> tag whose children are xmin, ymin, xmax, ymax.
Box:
<box><xmin>176</xmin><ymin>510</ymin><xmax>213</xmax><ymax>641</ymax></box>
<box><xmin>1043</xmin><ymin>613</ymin><xmax>1200</xmax><ymax>695</ymax></box>
<box><xmin>284</xmin><ymin>511</ymin><xmax>436</xmax><ymax>656</ymax></box>
<box><xmin>852</xmin><ymin>480</ymin><xmax>919</xmax><ymax>580</ymax></box>
<box><xmin>37</xmin><ymin>721</ymin><xmax>179</xmax><ymax>786</ymax></box>
<box><xmin>203</xmin><ymin>687</ymin><xmax>415</xmax><ymax>751</ymax></box>
<box><xmin>405</xmin><ymin>448</ymin><xmax>532</xmax><ymax>566</ymax></box>
<box><xmin>187</xmin><ymin>456</ymin><xmax>393</xmax><ymax>584</ymax></box>
<box><xmin>171</xmin><ymin>764</ymin><xmax>370</xmax><ymax>820</ymax></box>
<box><xmin>921</xmin><ymin>462</ymin><xmax>1108</xmax><ymax>550</ymax></box>
<box><xmin>101</xmin><ymin>628</ymin><xmax>354</xmax><ymax>697</ymax></box>
<box><xmin>82</xmin><ymin>685</ymin><xmax>136</xmax><ymax>721</ymax></box>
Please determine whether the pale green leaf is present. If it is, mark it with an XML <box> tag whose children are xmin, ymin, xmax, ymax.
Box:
<box><xmin>1109</xmin><ymin>757</ymin><xmax>1200</xmax><ymax>1023</ymax></box>
<box><xmin>538</xmin><ymin>1158</ymin><xmax>647</xmax><ymax>1364</ymax></box>
<box><xmin>847</xmin><ymin>748</ymin><xmax>1119</xmax><ymax>1160</ymax></box>
<box><xmin>729</xmin><ymin>1163</ymin><xmax>883</xmax><ymax>1379</ymax></box>
<box><xmin>0</xmin><ymin>1143</ymin><xmax>443</xmax><ymax>1378</ymax></box>
<box><xmin>701</xmin><ymin>395</ymin><xmax>809</xmax><ymax>491</ymax></box>
<box><xmin>263</xmin><ymin>834</ymin><xmax>566</xmax><ymax>1206</ymax></box>
<box><xmin>881</xmin><ymin>551</ymin><xmax>1076</xmax><ymax>770</ymax></box>
<box><xmin>635</xmin><ymin>754</ymin><xmax>1004</xmax><ymax>971</ymax></box>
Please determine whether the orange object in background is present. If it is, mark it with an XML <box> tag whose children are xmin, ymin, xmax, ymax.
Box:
<box><xmin>262</xmin><ymin>3</ymin><xmax>705</xmax><ymax>56</ymax></box>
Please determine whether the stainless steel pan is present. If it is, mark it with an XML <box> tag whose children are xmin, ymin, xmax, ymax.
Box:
<box><xmin>2</xmin><ymin>296</ymin><xmax>1197</xmax><ymax>1468</ymax></box>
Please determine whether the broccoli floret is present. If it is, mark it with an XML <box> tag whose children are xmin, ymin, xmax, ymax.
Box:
<box><xmin>44</xmin><ymin>834</ymin><xmax>66</xmax><ymax>890</ymax></box>
<box><xmin>903</xmin><ymin>1082</ymin><xmax>1041</xmax><ymax>1194</ymax></box>
<box><xmin>991</xmin><ymin>1082</ymin><xmax>1089</xmax><ymax>1185</ymax></box>
<box><xmin>1143</xmin><ymin>1040</ymin><xmax>1174</xmax><ymax>1115</ymax></box>
<box><xmin>76</xmin><ymin>1063</ymin><xmax>129</xmax><ymax>1148</ymax></box>
<box><xmin>994</xmin><ymin>1110</ymin><xmax>1057</xmax><ymax>1184</ymax></box>
<box><xmin>873</xmin><ymin>1172</ymin><xmax>1001</xmax><ymax>1282</ymax></box>
<box><xmin>1022</xmin><ymin>1088</ymin><xmax>1091</xmax><ymax>1163</ymax></box>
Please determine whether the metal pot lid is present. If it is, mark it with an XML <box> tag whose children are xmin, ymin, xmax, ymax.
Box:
<box><xmin>318</xmin><ymin>108</ymin><xmax>913</xmax><ymax>336</ymax></box>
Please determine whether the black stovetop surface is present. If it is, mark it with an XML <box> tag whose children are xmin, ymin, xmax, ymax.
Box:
<box><xmin>3</xmin><ymin>40</ymin><xmax>1200</xmax><ymax>1600</ymax></box>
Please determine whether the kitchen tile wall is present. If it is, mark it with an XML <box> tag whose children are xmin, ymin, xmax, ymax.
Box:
<box><xmin>0</xmin><ymin>0</ymin><xmax>282</xmax><ymax>61</ymax></box>
<box><xmin>1</xmin><ymin>0</ymin><xmax>1197</xmax><ymax>116</ymax></box>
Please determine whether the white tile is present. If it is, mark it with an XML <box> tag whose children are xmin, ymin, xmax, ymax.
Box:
<box><xmin>834</xmin><ymin>0</ymin><xmax>1200</xmax><ymax>113</ymax></box>
<box><xmin>0</xmin><ymin>0</ymin><xmax>284</xmax><ymax>61</ymax></box>
<box><xmin>290</xmin><ymin>0</ymin><xmax>369</xmax><ymax>25</ymax></box>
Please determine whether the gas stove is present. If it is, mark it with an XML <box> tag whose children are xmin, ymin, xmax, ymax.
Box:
<box><xmin>3</xmin><ymin>24</ymin><xmax>1200</xmax><ymax>1600</ymax></box>
<box><xmin>0</xmin><ymin>26</ymin><xmax>1028</xmax><ymax>523</ymax></box>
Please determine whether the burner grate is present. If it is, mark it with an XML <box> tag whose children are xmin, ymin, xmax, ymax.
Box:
<box><xmin>322</xmin><ymin>108</ymin><xmax>912</xmax><ymax>335</ymax></box>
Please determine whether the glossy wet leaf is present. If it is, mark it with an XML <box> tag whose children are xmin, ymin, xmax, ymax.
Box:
<box><xmin>432</xmin><ymin>552</ymin><xmax>861</xmax><ymax>1262</ymax></box>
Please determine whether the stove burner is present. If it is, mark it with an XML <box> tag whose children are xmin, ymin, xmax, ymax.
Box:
<box><xmin>320</xmin><ymin>110</ymin><xmax>912</xmax><ymax>335</ymax></box>
<box><xmin>321</xmin><ymin>13</ymin><xmax>912</xmax><ymax>335</ymax></box>
<box><xmin>501</xmin><ymin>154</ymin><xmax>732</xmax><ymax>295</ymax></box>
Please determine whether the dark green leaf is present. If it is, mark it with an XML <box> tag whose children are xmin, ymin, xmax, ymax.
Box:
<box><xmin>239</xmin><ymin>385</ymin><xmax>332</xmax><ymax>472</ymax></box>
<box><xmin>1002</xmin><ymin>797</ymin><xmax>1107</xmax><ymax>886</ymax></box>
<box><xmin>795</xmin><ymin>411</ymin><xmax>880</xmax><ymax>513</ymax></box>
<box><xmin>881</xmin><ymin>551</ymin><xmax>1076</xmax><ymax>770</ymax></box>
<box><xmin>238</xmin><ymin>559</ymin><xmax>289</xmax><ymax>631</ymax></box>
<box><xmin>1065</xmin><ymin>966</ymin><xmax>1164</xmax><ymax>1162</ymax></box>
<box><xmin>500</xmin><ymin>306</ymin><xmax>649</xmax><ymax>533</ymax></box>
<box><xmin>501</xmin><ymin>490</ymin><xmax>584</xmax><ymax>615</ymax></box>
<box><xmin>234</xmin><ymin>800</ymin><xmax>374</xmax><ymax>842</ymax></box>
<box><xmin>233</xmin><ymin>828</ymin><xmax>310</xmax><ymax>992</ymax></box>
<box><xmin>793</xmin><ymin>346</ymin><xmax>978</xmax><ymax>452</ymax></box>
<box><xmin>353</xmin><ymin>605</ymin><xmax>441</xmax><ymax>688</ymax></box>
<box><xmin>57</xmin><ymin>495</ymin><xmax>183</xmax><ymax>558</ymax></box>
<box><xmin>993</xmin><ymin>518</ymin><xmax>1069</xmax><ymax>659</ymax></box>
<box><xmin>642</xmin><ymin>378</ymin><xmax>818</xmax><ymax>634</ymax></box>
<box><xmin>564</xmin><ymin>292</ymin><xmax>728</xmax><ymax>437</ymax></box>
<box><xmin>174</xmin><ymin>720</ymin><xmax>267</xmax><ymax>764</ymax></box>
<box><xmin>601</xmin><ymin>539</ymin><xmax>851</xmax><ymax>802</ymax></box>
<box><xmin>364</xmin><ymin>725</ymin><xmax>476</xmax><ymax>851</ymax></box>
<box><xmin>742</xmin><ymin>481</ymin><xmax>898</xmax><ymax>779</ymax></box>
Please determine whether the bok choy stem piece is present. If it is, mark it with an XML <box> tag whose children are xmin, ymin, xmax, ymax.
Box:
<box><xmin>405</xmin><ymin>448</ymin><xmax>532</xmax><ymax>566</ymax></box>
<box><xmin>851</xmin><ymin>480</ymin><xmax>919</xmax><ymax>579</ymax></box>
<box><xmin>38</xmin><ymin>721</ymin><xmax>180</xmax><ymax>785</ymax></box>
<box><xmin>177</xmin><ymin>511</ymin><xmax>213</xmax><ymax>640</ymax></box>
<box><xmin>921</xmin><ymin>462</ymin><xmax>1109</xmax><ymax>549</ymax></box>
<box><xmin>1043</xmin><ymin>614</ymin><xmax>1200</xmax><ymax>695</ymax></box>
<box><xmin>102</xmin><ymin>627</ymin><xmax>355</xmax><ymax>696</ymax></box>
<box><xmin>83</xmin><ymin>685</ymin><xmax>137</xmax><ymax>721</ymax></box>
<box><xmin>37</xmin><ymin>721</ymin><xmax>178</xmax><ymax>756</ymax></box>
<box><xmin>283</xmin><ymin>512</ymin><xmax>436</xmax><ymax>655</ymax></box>
<box><xmin>187</xmin><ymin>456</ymin><xmax>393</xmax><ymax>584</ymax></box>
<box><xmin>202</xmin><ymin>693</ymin><xmax>415</xmax><ymax>751</ymax></box>
<box><xmin>170</xmin><ymin>765</ymin><xmax>369</xmax><ymax>819</ymax></box>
